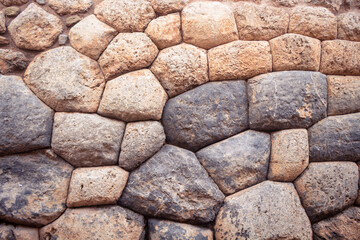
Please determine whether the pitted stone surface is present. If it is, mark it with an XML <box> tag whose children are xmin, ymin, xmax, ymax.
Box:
<box><xmin>0</xmin><ymin>49</ymin><xmax>29</xmax><ymax>74</ymax></box>
<box><xmin>337</xmin><ymin>12</ymin><xmax>360</xmax><ymax>41</ymax></box>
<box><xmin>48</xmin><ymin>0</ymin><xmax>92</xmax><ymax>15</ymax></box>
<box><xmin>149</xmin><ymin>0</ymin><xmax>191</xmax><ymax>15</ymax></box>
<box><xmin>0</xmin><ymin>0</ymin><xmax>27</xmax><ymax>5</ymax></box>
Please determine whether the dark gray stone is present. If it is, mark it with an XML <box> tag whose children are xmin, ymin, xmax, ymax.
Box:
<box><xmin>119</xmin><ymin>145</ymin><xmax>225</xmax><ymax>223</ymax></box>
<box><xmin>248</xmin><ymin>71</ymin><xmax>327</xmax><ymax>131</ymax></box>
<box><xmin>0</xmin><ymin>49</ymin><xmax>29</xmax><ymax>74</ymax></box>
<box><xmin>162</xmin><ymin>80</ymin><xmax>248</xmax><ymax>151</ymax></box>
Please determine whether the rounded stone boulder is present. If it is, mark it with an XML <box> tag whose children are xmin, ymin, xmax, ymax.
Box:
<box><xmin>48</xmin><ymin>0</ymin><xmax>92</xmax><ymax>15</ymax></box>
<box><xmin>337</xmin><ymin>12</ymin><xmax>360</xmax><ymax>42</ymax></box>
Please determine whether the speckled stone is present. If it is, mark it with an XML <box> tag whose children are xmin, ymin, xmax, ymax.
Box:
<box><xmin>0</xmin><ymin>49</ymin><xmax>29</xmax><ymax>74</ymax></box>
<box><xmin>149</xmin><ymin>0</ymin><xmax>191</xmax><ymax>15</ymax></box>
<box><xmin>337</xmin><ymin>12</ymin><xmax>360</xmax><ymax>41</ymax></box>
<box><xmin>0</xmin><ymin>11</ymin><xmax>6</xmax><ymax>33</ymax></box>
<box><xmin>48</xmin><ymin>0</ymin><xmax>93</xmax><ymax>15</ymax></box>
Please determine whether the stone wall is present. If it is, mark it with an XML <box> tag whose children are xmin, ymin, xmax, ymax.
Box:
<box><xmin>0</xmin><ymin>0</ymin><xmax>359</xmax><ymax>239</ymax></box>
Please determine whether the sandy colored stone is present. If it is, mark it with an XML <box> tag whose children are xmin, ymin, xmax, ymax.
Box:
<box><xmin>145</xmin><ymin>13</ymin><xmax>181</xmax><ymax>49</ymax></box>
<box><xmin>215</xmin><ymin>181</ymin><xmax>312</xmax><ymax>240</ymax></box>
<box><xmin>66</xmin><ymin>15</ymin><xmax>81</xmax><ymax>27</ymax></box>
<box><xmin>0</xmin><ymin>36</ymin><xmax>9</xmax><ymax>45</ymax></box>
<box><xmin>4</xmin><ymin>6</ymin><xmax>20</xmax><ymax>17</ymax></box>
<box><xmin>69</xmin><ymin>15</ymin><xmax>117</xmax><ymax>60</ymax></box>
<box><xmin>8</xmin><ymin>3</ymin><xmax>62</xmax><ymax>50</ymax></box>
<box><xmin>13</xmin><ymin>226</ymin><xmax>39</xmax><ymax>240</ymax></box>
<box><xmin>48</xmin><ymin>0</ymin><xmax>92</xmax><ymax>15</ymax></box>
<box><xmin>182</xmin><ymin>1</ymin><xmax>238</xmax><ymax>49</ymax></box>
<box><xmin>119</xmin><ymin>121</ymin><xmax>166</xmax><ymax>171</ymax></box>
<box><xmin>0</xmin><ymin>49</ymin><xmax>29</xmax><ymax>74</ymax></box>
<box><xmin>271</xmin><ymin>0</ymin><xmax>299</xmax><ymax>7</ymax></box>
<box><xmin>305</xmin><ymin>0</ymin><xmax>344</xmax><ymax>12</ymax></box>
<box><xmin>337</xmin><ymin>12</ymin><xmax>360</xmax><ymax>41</ymax></box>
<box><xmin>99</xmin><ymin>32</ymin><xmax>158</xmax><ymax>80</ymax></box>
<box><xmin>0</xmin><ymin>0</ymin><xmax>27</xmax><ymax>6</ymax></box>
<box><xmin>24</xmin><ymin>46</ymin><xmax>105</xmax><ymax>112</ymax></box>
<box><xmin>0</xmin><ymin>11</ymin><xmax>5</xmax><ymax>33</ymax></box>
<box><xmin>52</xmin><ymin>112</ymin><xmax>125</xmax><ymax>167</ymax></box>
<box><xmin>150</xmin><ymin>43</ymin><xmax>208</xmax><ymax>97</ymax></box>
<box><xmin>150</xmin><ymin>0</ymin><xmax>191</xmax><ymax>15</ymax></box>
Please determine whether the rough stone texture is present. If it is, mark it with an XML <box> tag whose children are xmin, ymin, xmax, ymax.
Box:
<box><xmin>148</xmin><ymin>219</ymin><xmax>213</xmax><ymax>240</ymax></box>
<box><xmin>40</xmin><ymin>206</ymin><xmax>145</xmax><ymax>240</ymax></box>
<box><xmin>215</xmin><ymin>181</ymin><xmax>312</xmax><ymax>240</ymax></box>
<box><xmin>69</xmin><ymin>15</ymin><xmax>117</xmax><ymax>60</ymax></box>
<box><xmin>309</xmin><ymin>113</ymin><xmax>360</xmax><ymax>162</ymax></box>
<box><xmin>8</xmin><ymin>3</ymin><xmax>62</xmax><ymax>50</ymax></box>
<box><xmin>208</xmin><ymin>40</ymin><xmax>272</xmax><ymax>81</ymax></box>
<box><xmin>0</xmin><ymin>75</ymin><xmax>53</xmax><ymax>156</ymax></box>
<box><xmin>67</xmin><ymin>166</ymin><xmax>129</xmax><ymax>207</ymax></box>
<box><xmin>248</xmin><ymin>71</ymin><xmax>327</xmax><ymax>131</ymax></box>
<box><xmin>119</xmin><ymin>121</ymin><xmax>166</xmax><ymax>171</ymax></box>
<box><xmin>0</xmin><ymin>225</ymin><xmax>39</xmax><ymax>240</ymax></box>
<box><xmin>0</xmin><ymin>49</ymin><xmax>29</xmax><ymax>74</ymax></box>
<box><xmin>357</xmin><ymin>162</ymin><xmax>360</xmax><ymax>206</ymax></box>
<box><xmin>320</xmin><ymin>40</ymin><xmax>360</xmax><ymax>75</ymax></box>
<box><xmin>0</xmin><ymin>224</ymin><xmax>15</xmax><ymax>240</ymax></box>
<box><xmin>150</xmin><ymin>0</ymin><xmax>191</xmax><ymax>15</ymax></box>
<box><xmin>182</xmin><ymin>1</ymin><xmax>238</xmax><ymax>49</ymax></box>
<box><xmin>119</xmin><ymin>145</ymin><xmax>225</xmax><ymax>223</ymax></box>
<box><xmin>0</xmin><ymin>11</ymin><xmax>5</xmax><ymax>33</ymax></box>
<box><xmin>4</xmin><ymin>6</ymin><xmax>20</xmax><ymax>17</ymax></box>
<box><xmin>0</xmin><ymin>0</ymin><xmax>27</xmax><ymax>6</ymax></box>
<box><xmin>337</xmin><ymin>12</ymin><xmax>360</xmax><ymax>41</ymax></box>
<box><xmin>150</xmin><ymin>43</ymin><xmax>208</xmax><ymax>97</ymax></box>
<box><xmin>305</xmin><ymin>0</ymin><xmax>343</xmax><ymax>12</ymax></box>
<box><xmin>99</xmin><ymin>33</ymin><xmax>158</xmax><ymax>80</ymax></box>
<box><xmin>268</xmin><ymin>129</ymin><xmax>309</xmax><ymax>182</ymax></box>
<box><xmin>24</xmin><ymin>46</ymin><xmax>105</xmax><ymax>112</ymax></box>
<box><xmin>234</xmin><ymin>2</ymin><xmax>289</xmax><ymax>40</ymax></box>
<box><xmin>52</xmin><ymin>112</ymin><xmax>125</xmax><ymax>167</ymax></box>
<box><xmin>272</xmin><ymin>0</ymin><xmax>299</xmax><ymax>7</ymax></box>
<box><xmin>163</xmin><ymin>80</ymin><xmax>248</xmax><ymax>151</ymax></box>
<box><xmin>197</xmin><ymin>130</ymin><xmax>270</xmax><ymax>195</ymax></box>
<box><xmin>48</xmin><ymin>0</ymin><xmax>93</xmax><ymax>15</ymax></box>
<box><xmin>0</xmin><ymin>150</ymin><xmax>73</xmax><ymax>227</ymax></box>
<box><xmin>0</xmin><ymin>36</ymin><xmax>9</xmax><ymax>45</ymax></box>
<box><xmin>66</xmin><ymin>15</ymin><xmax>81</xmax><ymax>27</ymax></box>
<box><xmin>58</xmin><ymin>34</ymin><xmax>68</xmax><ymax>45</ymax></box>
<box><xmin>94</xmin><ymin>0</ymin><xmax>155</xmax><ymax>32</ymax></box>
<box><xmin>294</xmin><ymin>162</ymin><xmax>359</xmax><ymax>222</ymax></box>
<box><xmin>145</xmin><ymin>13</ymin><xmax>181</xmax><ymax>49</ymax></box>
<box><xmin>98</xmin><ymin>69</ymin><xmax>167</xmax><ymax>122</ymax></box>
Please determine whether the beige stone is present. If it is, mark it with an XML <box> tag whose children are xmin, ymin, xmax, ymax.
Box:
<box><xmin>208</xmin><ymin>40</ymin><xmax>272</xmax><ymax>81</ymax></box>
<box><xmin>305</xmin><ymin>0</ymin><xmax>344</xmax><ymax>13</ymax></box>
<box><xmin>0</xmin><ymin>11</ymin><xmax>5</xmax><ymax>33</ymax></box>
<box><xmin>150</xmin><ymin>0</ymin><xmax>191</xmax><ymax>15</ymax></box>
<box><xmin>271</xmin><ymin>0</ymin><xmax>299</xmax><ymax>7</ymax></box>
<box><xmin>69</xmin><ymin>15</ymin><xmax>117</xmax><ymax>60</ymax></box>
<box><xmin>182</xmin><ymin>1</ymin><xmax>238</xmax><ymax>49</ymax></box>
<box><xmin>66</xmin><ymin>15</ymin><xmax>82</xmax><ymax>27</ymax></box>
<box><xmin>13</xmin><ymin>226</ymin><xmax>39</xmax><ymax>240</ymax></box>
<box><xmin>337</xmin><ymin>12</ymin><xmax>360</xmax><ymax>42</ymax></box>
<box><xmin>98</xmin><ymin>69</ymin><xmax>168</xmax><ymax>122</ymax></box>
<box><xmin>0</xmin><ymin>36</ymin><xmax>9</xmax><ymax>45</ymax></box>
<box><xmin>0</xmin><ymin>0</ymin><xmax>27</xmax><ymax>6</ymax></box>
<box><xmin>48</xmin><ymin>0</ymin><xmax>92</xmax><ymax>15</ymax></box>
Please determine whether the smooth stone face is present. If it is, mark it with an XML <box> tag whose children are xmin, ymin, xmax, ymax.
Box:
<box><xmin>0</xmin><ymin>75</ymin><xmax>53</xmax><ymax>155</ymax></box>
<box><xmin>197</xmin><ymin>130</ymin><xmax>270</xmax><ymax>195</ymax></box>
<box><xmin>294</xmin><ymin>162</ymin><xmax>359</xmax><ymax>222</ymax></box>
<box><xmin>0</xmin><ymin>11</ymin><xmax>5</xmax><ymax>33</ymax></box>
<box><xmin>248</xmin><ymin>71</ymin><xmax>327</xmax><ymax>131</ymax></box>
<box><xmin>215</xmin><ymin>181</ymin><xmax>312</xmax><ymax>240</ymax></box>
<box><xmin>119</xmin><ymin>145</ymin><xmax>225</xmax><ymax>223</ymax></box>
<box><xmin>0</xmin><ymin>49</ymin><xmax>29</xmax><ymax>74</ymax></box>
<box><xmin>0</xmin><ymin>150</ymin><xmax>73</xmax><ymax>227</ymax></box>
<box><xmin>337</xmin><ymin>12</ymin><xmax>360</xmax><ymax>41</ymax></box>
<box><xmin>40</xmin><ymin>206</ymin><xmax>145</xmax><ymax>240</ymax></box>
<box><xmin>163</xmin><ymin>80</ymin><xmax>248</xmax><ymax>151</ymax></box>
<box><xmin>24</xmin><ymin>46</ymin><xmax>105</xmax><ymax>112</ymax></box>
<box><xmin>119</xmin><ymin>121</ymin><xmax>166</xmax><ymax>171</ymax></box>
<box><xmin>0</xmin><ymin>0</ymin><xmax>27</xmax><ymax>5</ymax></box>
<box><xmin>149</xmin><ymin>0</ymin><xmax>191</xmax><ymax>15</ymax></box>
<box><xmin>4</xmin><ymin>6</ymin><xmax>20</xmax><ymax>17</ymax></box>
<box><xmin>309</xmin><ymin>113</ymin><xmax>360</xmax><ymax>162</ymax></box>
<box><xmin>48</xmin><ymin>0</ymin><xmax>92</xmax><ymax>15</ymax></box>
<box><xmin>8</xmin><ymin>3</ymin><xmax>62</xmax><ymax>50</ymax></box>
<box><xmin>150</xmin><ymin>43</ymin><xmax>208</xmax><ymax>97</ymax></box>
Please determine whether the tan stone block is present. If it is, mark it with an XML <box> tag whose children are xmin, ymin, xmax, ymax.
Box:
<box><xmin>48</xmin><ymin>0</ymin><xmax>92</xmax><ymax>15</ymax></box>
<box><xmin>337</xmin><ymin>12</ymin><xmax>360</xmax><ymax>41</ymax></box>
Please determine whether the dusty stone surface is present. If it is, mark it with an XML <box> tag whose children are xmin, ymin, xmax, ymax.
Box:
<box><xmin>208</xmin><ymin>40</ymin><xmax>272</xmax><ymax>81</ymax></box>
<box><xmin>94</xmin><ymin>0</ymin><xmax>155</xmax><ymax>32</ymax></box>
<box><xmin>0</xmin><ymin>150</ymin><xmax>73</xmax><ymax>227</ymax></box>
<box><xmin>150</xmin><ymin>43</ymin><xmax>208</xmax><ymax>97</ymax></box>
<box><xmin>0</xmin><ymin>75</ymin><xmax>53</xmax><ymax>156</ymax></box>
<box><xmin>119</xmin><ymin>145</ymin><xmax>225</xmax><ymax>223</ymax></box>
<box><xmin>24</xmin><ymin>46</ymin><xmax>105</xmax><ymax>112</ymax></box>
<box><xmin>248</xmin><ymin>71</ymin><xmax>327</xmax><ymax>130</ymax></box>
<box><xmin>66</xmin><ymin>15</ymin><xmax>82</xmax><ymax>27</ymax></box>
<box><xmin>149</xmin><ymin>0</ymin><xmax>191</xmax><ymax>15</ymax></box>
<box><xmin>145</xmin><ymin>13</ymin><xmax>181</xmax><ymax>49</ymax></box>
<box><xmin>0</xmin><ymin>36</ymin><xmax>9</xmax><ymax>45</ymax></box>
<box><xmin>337</xmin><ymin>12</ymin><xmax>360</xmax><ymax>41</ymax></box>
<box><xmin>268</xmin><ymin>129</ymin><xmax>309</xmax><ymax>182</ymax></box>
<box><xmin>0</xmin><ymin>0</ymin><xmax>27</xmax><ymax>6</ymax></box>
<box><xmin>40</xmin><ymin>206</ymin><xmax>145</xmax><ymax>240</ymax></box>
<box><xmin>0</xmin><ymin>11</ymin><xmax>5</xmax><ymax>33</ymax></box>
<box><xmin>48</xmin><ymin>0</ymin><xmax>93</xmax><ymax>15</ymax></box>
<box><xmin>52</xmin><ymin>112</ymin><xmax>125</xmax><ymax>167</ymax></box>
<box><xmin>99</xmin><ymin>33</ymin><xmax>158</xmax><ymax>80</ymax></box>
<box><xmin>119</xmin><ymin>121</ymin><xmax>166</xmax><ymax>171</ymax></box>
<box><xmin>8</xmin><ymin>3</ymin><xmax>62</xmax><ymax>50</ymax></box>
<box><xmin>294</xmin><ymin>162</ymin><xmax>358</xmax><ymax>222</ymax></box>
<box><xmin>69</xmin><ymin>15</ymin><xmax>117</xmax><ymax>60</ymax></box>
<box><xmin>197</xmin><ymin>130</ymin><xmax>270</xmax><ymax>195</ymax></box>
<box><xmin>215</xmin><ymin>181</ymin><xmax>312</xmax><ymax>240</ymax></box>
<box><xmin>4</xmin><ymin>6</ymin><xmax>20</xmax><ymax>17</ymax></box>
<box><xmin>0</xmin><ymin>49</ymin><xmax>29</xmax><ymax>74</ymax></box>
<box><xmin>309</xmin><ymin>113</ymin><xmax>360</xmax><ymax>162</ymax></box>
<box><xmin>163</xmin><ymin>80</ymin><xmax>248</xmax><ymax>151</ymax></box>
<box><xmin>98</xmin><ymin>69</ymin><xmax>167</xmax><ymax>122</ymax></box>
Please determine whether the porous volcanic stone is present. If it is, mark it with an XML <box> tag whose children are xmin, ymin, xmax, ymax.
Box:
<box><xmin>98</xmin><ymin>33</ymin><xmax>158</xmax><ymax>80</ymax></box>
<box><xmin>24</xmin><ymin>46</ymin><xmax>105</xmax><ymax>112</ymax></box>
<box><xmin>0</xmin><ymin>0</ymin><xmax>27</xmax><ymax>6</ymax></box>
<box><xmin>94</xmin><ymin>0</ymin><xmax>155</xmax><ymax>32</ymax></box>
<box><xmin>48</xmin><ymin>0</ymin><xmax>93</xmax><ymax>15</ymax></box>
<box><xmin>0</xmin><ymin>150</ymin><xmax>73</xmax><ymax>227</ymax></box>
<box><xmin>40</xmin><ymin>206</ymin><xmax>145</xmax><ymax>240</ymax></box>
<box><xmin>150</xmin><ymin>43</ymin><xmax>208</xmax><ymax>97</ymax></box>
<box><xmin>8</xmin><ymin>3</ymin><xmax>62</xmax><ymax>50</ymax></box>
<box><xmin>337</xmin><ymin>12</ymin><xmax>360</xmax><ymax>41</ymax></box>
<box><xmin>0</xmin><ymin>49</ymin><xmax>29</xmax><ymax>74</ymax></box>
<box><xmin>248</xmin><ymin>71</ymin><xmax>327</xmax><ymax>131</ymax></box>
<box><xmin>149</xmin><ymin>0</ymin><xmax>191</xmax><ymax>15</ymax></box>
<box><xmin>294</xmin><ymin>162</ymin><xmax>358</xmax><ymax>222</ymax></box>
<box><xmin>0</xmin><ymin>11</ymin><xmax>5</xmax><ymax>33</ymax></box>
<box><xmin>163</xmin><ymin>80</ymin><xmax>248</xmax><ymax>151</ymax></box>
<box><xmin>52</xmin><ymin>112</ymin><xmax>125</xmax><ymax>167</ymax></box>
<box><xmin>0</xmin><ymin>75</ymin><xmax>53</xmax><ymax>155</ymax></box>
<box><xmin>98</xmin><ymin>69</ymin><xmax>167</xmax><ymax>122</ymax></box>
<box><xmin>119</xmin><ymin>121</ymin><xmax>166</xmax><ymax>171</ymax></box>
<box><xmin>69</xmin><ymin>15</ymin><xmax>117</xmax><ymax>60</ymax></box>
<box><xmin>119</xmin><ymin>145</ymin><xmax>225</xmax><ymax>223</ymax></box>
<box><xmin>215</xmin><ymin>181</ymin><xmax>312</xmax><ymax>240</ymax></box>
<box><xmin>309</xmin><ymin>113</ymin><xmax>360</xmax><ymax>162</ymax></box>
<box><xmin>182</xmin><ymin>1</ymin><xmax>238</xmax><ymax>49</ymax></box>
